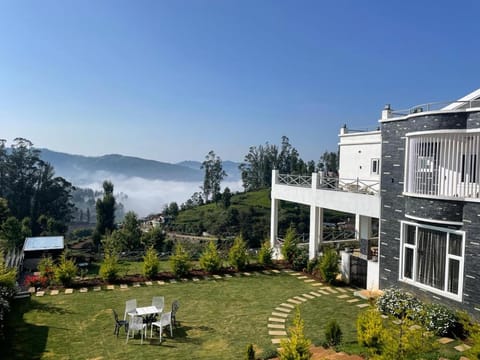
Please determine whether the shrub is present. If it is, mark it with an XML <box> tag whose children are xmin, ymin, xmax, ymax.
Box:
<box><xmin>281</xmin><ymin>226</ymin><xmax>298</xmax><ymax>263</ymax></box>
<box><xmin>99</xmin><ymin>253</ymin><xmax>120</xmax><ymax>282</ymax></box>
<box><xmin>257</xmin><ymin>240</ymin><xmax>273</xmax><ymax>267</ymax></box>
<box><xmin>0</xmin><ymin>251</ymin><xmax>16</xmax><ymax>288</ymax></box>
<box><xmin>199</xmin><ymin>241</ymin><xmax>222</xmax><ymax>273</ymax></box>
<box><xmin>279</xmin><ymin>307</ymin><xmax>312</xmax><ymax>360</ymax></box>
<box><xmin>376</xmin><ymin>288</ymin><xmax>422</xmax><ymax>319</ymax></box>
<box><xmin>0</xmin><ymin>285</ymin><xmax>15</xmax><ymax>338</ymax></box>
<box><xmin>421</xmin><ymin>303</ymin><xmax>458</xmax><ymax>336</ymax></box>
<box><xmin>170</xmin><ymin>243</ymin><xmax>191</xmax><ymax>278</ymax></box>
<box><xmin>306</xmin><ymin>257</ymin><xmax>319</xmax><ymax>274</ymax></box>
<box><xmin>319</xmin><ymin>248</ymin><xmax>339</xmax><ymax>284</ymax></box>
<box><xmin>245</xmin><ymin>343</ymin><xmax>255</xmax><ymax>360</ymax></box>
<box><xmin>228</xmin><ymin>235</ymin><xmax>248</xmax><ymax>271</ymax></box>
<box><xmin>291</xmin><ymin>247</ymin><xmax>309</xmax><ymax>271</ymax></box>
<box><xmin>325</xmin><ymin>319</ymin><xmax>342</xmax><ymax>347</ymax></box>
<box><xmin>143</xmin><ymin>247</ymin><xmax>160</xmax><ymax>279</ymax></box>
<box><xmin>357</xmin><ymin>308</ymin><xmax>383</xmax><ymax>352</ymax></box>
<box><xmin>54</xmin><ymin>253</ymin><xmax>78</xmax><ymax>287</ymax></box>
<box><xmin>38</xmin><ymin>256</ymin><xmax>55</xmax><ymax>284</ymax></box>
<box><xmin>23</xmin><ymin>274</ymin><xmax>48</xmax><ymax>289</ymax></box>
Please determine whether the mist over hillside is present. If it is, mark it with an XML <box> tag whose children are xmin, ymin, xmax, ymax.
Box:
<box><xmin>39</xmin><ymin>149</ymin><xmax>243</xmax><ymax>216</ymax></box>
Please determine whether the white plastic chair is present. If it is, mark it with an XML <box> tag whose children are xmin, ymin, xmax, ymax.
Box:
<box><xmin>126</xmin><ymin>316</ymin><xmax>146</xmax><ymax>344</ymax></box>
<box><xmin>150</xmin><ymin>311</ymin><xmax>173</xmax><ymax>343</ymax></box>
<box><xmin>124</xmin><ymin>299</ymin><xmax>137</xmax><ymax>320</ymax></box>
<box><xmin>152</xmin><ymin>296</ymin><xmax>164</xmax><ymax>312</ymax></box>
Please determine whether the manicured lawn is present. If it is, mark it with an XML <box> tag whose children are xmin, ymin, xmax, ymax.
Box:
<box><xmin>7</xmin><ymin>272</ymin><xmax>364</xmax><ymax>360</ymax></box>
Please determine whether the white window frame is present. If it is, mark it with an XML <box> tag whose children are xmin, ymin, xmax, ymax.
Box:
<box><xmin>371</xmin><ymin>158</ymin><xmax>380</xmax><ymax>175</ymax></box>
<box><xmin>399</xmin><ymin>220</ymin><xmax>465</xmax><ymax>302</ymax></box>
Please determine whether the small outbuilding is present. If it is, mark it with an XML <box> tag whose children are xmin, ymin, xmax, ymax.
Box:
<box><xmin>22</xmin><ymin>236</ymin><xmax>65</xmax><ymax>272</ymax></box>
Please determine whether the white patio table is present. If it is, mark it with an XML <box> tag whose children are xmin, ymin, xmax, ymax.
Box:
<box><xmin>128</xmin><ymin>305</ymin><xmax>161</xmax><ymax>317</ymax></box>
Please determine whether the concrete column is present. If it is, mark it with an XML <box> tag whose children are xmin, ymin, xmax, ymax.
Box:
<box><xmin>309</xmin><ymin>206</ymin><xmax>323</xmax><ymax>259</ymax></box>
<box><xmin>270</xmin><ymin>198</ymin><xmax>279</xmax><ymax>251</ymax></box>
<box><xmin>356</xmin><ymin>214</ymin><xmax>372</xmax><ymax>259</ymax></box>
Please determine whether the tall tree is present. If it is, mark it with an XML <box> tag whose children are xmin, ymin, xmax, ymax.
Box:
<box><xmin>318</xmin><ymin>151</ymin><xmax>339</xmax><ymax>174</ymax></box>
<box><xmin>94</xmin><ymin>180</ymin><xmax>116</xmax><ymax>247</ymax></box>
<box><xmin>201</xmin><ymin>150</ymin><xmax>227</xmax><ymax>202</ymax></box>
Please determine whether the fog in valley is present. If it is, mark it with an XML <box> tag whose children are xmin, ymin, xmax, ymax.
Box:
<box><xmin>79</xmin><ymin>173</ymin><xmax>243</xmax><ymax>217</ymax></box>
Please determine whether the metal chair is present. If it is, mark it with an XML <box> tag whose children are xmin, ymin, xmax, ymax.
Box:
<box><xmin>150</xmin><ymin>311</ymin><xmax>173</xmax><ymax>343</ymax></box>
<box><xmin>171</xmin><ymin>300</ymin><xmax>180</xmax><ymax>327</ymax></box>
<box><xmin>112</xmin><ymin>309</ymin><xmax>129</xmax><ymax>336</ymax></box>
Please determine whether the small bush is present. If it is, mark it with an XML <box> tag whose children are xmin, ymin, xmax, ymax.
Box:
<box><xmin>199</xmin><ymin>241</ymin><xmax>222</xmax><ymax>273</ymax></box>
<box><xmin>306</xmin><ymin>257</ymin><xmax>319</xmax><ymax>274</ymax></box>
<box><xmin>228</xmin><ymin>235</ymin><xmax>248</xmax><ymax>271</ymax></box>
<box><xmin>257</xmin><ymin>240</ymin><xmax>273</xmax><ymax>267</ymax></box>
<box><xmin>143</xmin><ymin>247</ymin><xmax>160</xmax><ymax>279</ymax></box>
<box><xmin>421</xmin><ymin>303</ymin><xmax>458</xmax><ymax>336</ymax></box>
<box><xmin>170</xmin><ymin>243</ymin><xmax>191</xmax><ymax>278</ymax></box>
<box><xmin>0</xmin><ymin>285</ymin><xmax>15</xmax><ymax>338</ymax></box>
<box><xmin>376</xmin><ymin>288</ymin><xmax>422</xmax><ymax>319</ymax></box>
<box><xmin>54</xmin><ymin>253</ymin><xmax>78</xmax><ymax>287</ymax></box>
<box><xmin>99</xmin><ymin>253</ymin><xmax>120</xmax><ymax>282</ymax></box>
<box><xmin>38</xmin><ymin>256</ymin><xmax>55</xmax><ymax>284</ymax></box>
<box><xmin>291</xmin><ymin>247</ymin><xmax>309</xmax><ymax>271</ymax></box>
<box><xmin>325</xmin><ymin>319</ymin><xmax>342</xmax><ymax>347</ymax></box>
<box><xmin>245</xmin><ymin>343</ymin><xmax>255</xmax><ymax>360</ymax></box>
<box><xmin>281</xmin><ymin>226</ymin><xmax>298</xmax><ymax>263</ymax></box>
<box><xmin>279</xmin><ymin>307</ymin><xmax>312</xmax><ymax>360</ymax></box>
<box><xmin>319</xmin><ymin>248</ymin><xmax>339</xmax><ymax>284</ymax></box>
<box><xmin>357</xmin><ymin>308</ymin><xmax>383</xmax><ymax>352</ymax></box>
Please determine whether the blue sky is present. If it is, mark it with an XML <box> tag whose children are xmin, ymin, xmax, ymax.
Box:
<box><xmin>0</xmin><ymin>0</ymin><xmax>479</xmax><ymax>163</ymax></box>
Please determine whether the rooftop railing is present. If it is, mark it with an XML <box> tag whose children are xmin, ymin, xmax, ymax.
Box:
<box><xmin>390</xmin><ymin>99</ymin><xmax>480</xmax><ymax>118</ymax></box>
<box><xmin>276</xmin><ymin>173</ymin><xmax>379</xmax><ymax>195</ymax></box>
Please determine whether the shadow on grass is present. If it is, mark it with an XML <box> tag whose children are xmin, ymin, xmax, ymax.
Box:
<box><xmin>3</xmin><ymin>298</ymin><xmax>49</xmax><ymax>360</ymax></box>
<box><xmin>147</xmin><ymin>323</ymin><xmax>214</xmax><ymax>346</ymax></box>
<box><xmin>29</xmin><ymin>300</ymin><xmax>71</xmax><ymax>315</ymax></box>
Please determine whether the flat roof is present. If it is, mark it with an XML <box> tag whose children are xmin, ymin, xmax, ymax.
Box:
<box><xmin>23</xmin><ymin>236</ymin><xmax>64</xmax><ymax>252</ymax></box>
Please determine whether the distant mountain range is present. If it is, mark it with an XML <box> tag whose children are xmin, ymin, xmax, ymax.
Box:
<box><xmin>39</xmin><ymin>149</ymin><xmax>242</xmax><ymax>186</ymax></box>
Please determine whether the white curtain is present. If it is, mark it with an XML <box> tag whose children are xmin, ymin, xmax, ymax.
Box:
<box><xmin>416</xmin><ymin>228</ymin><xmax>446</xmax><ymax>290</ymax></box>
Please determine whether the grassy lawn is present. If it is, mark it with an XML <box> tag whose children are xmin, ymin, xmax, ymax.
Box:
<box><xmin>7</xmin><ymin>272</ymin><xmax>362</xmax><ymax>360</ymax></box>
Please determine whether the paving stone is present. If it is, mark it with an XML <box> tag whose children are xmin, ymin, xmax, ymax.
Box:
<box><xmin>392</xmin><ymin>320</ymin><xmax>402</xmax><ymax>325</ymax></box>
<box><xmin>93</xmin><ymin>286</ymin><xmax>101</xmax><ymax>292</ymax></box>
<box><xmin>243</xmin><ymin>272</ymin><xmax>251</xmax><ymax>276</ymax></box>
<box><xmin>303</xmin><ymin>279</ymin><xmax>315</xmax><ymax>283</ymax></box>
<box><xmin>438</xmin><ymin>337</ymin><xmax>454</xmax><ymax>344</ymax></box>
<box><xmin>203</xmin><ymin>276</ymin><xmax>211</xmax><ymax>280</ymax></box>
<box><xmin>310</xmin><ymin>291</ymin><xmax>322</xmax><ymax>297</ymax></box>
<box><xmin>381</xmin><ymin>314</ymin><xmax>388</xmax><ymax>318</ymax></box>
<box><xmin>275</xmin><ymin>307</ymin><xmax>292</xmax><ymax>313</ymax></box>
<box><xmin>455</xmin><ymin>344</ymin><xmax>471</xmax><ymax>352</ymax></box>
<box><xmin>347</xmin><ymin>299</ymin><xmax>360</xmax><ymax>303</ymax></box>
<box><xmin>80</xmin><ymin>288</ymin><xmax>88</xmax><ymax>293</ymax></box>
<box><xmin>120</xmin><ymin>284</ymin><xmax>128</xmax><ymax>290</ymax></box>
<box><xmin>263</xmin><ymin>270</ymin><xmax>272</xmax><ymax>275</ymax></box>
<box><xmin>181</xmin><ymin>278</ymin><xmax>189</xmax><ymax>282</ymax></box>
<box><xmin>287</xmin><ymin>298</ymin><xmax>302</xmax><ymax>305</ymax></box>
<box><xmin>224</xmin><ymin>274</ymin><xmax>232</xmax><ymax>278</ymax></box>
<box><xmin>268</xmin><ymin>323</ymin><xmax>285</xmax><ymax>329</ymax></box>
<box><xmin>272</xmin><ymin>312</ymin><xmax>289</xmax><ymax>318</ymax></box>
<box><xmin>133</xmin><ymin>283</ymin><xmax>141</xmax><ymax>287</ymax></box>
<box><xmin>271</xmin><ymin>338</ymin><xmax>282</xmax><ymax>344</ymax></box>
<box><xmin>289</xmin><ymin>272</ymin><xmax>302</xmax><ymax>276</ymax></box>
<box><xmin>65</xmin><ymin>288</ymin><xmax>74</xmax><ymax>294</ymax></box>
<box><xmin>213</xmin><ymin>275</ymin><xmax>222</xmax><ymax>279</ymax></box>
<box><xmin>269</xmin><ymin>330</ymin><xmax>288</xmax><ymax>336</ymax></box>
<box><xmin>356</xmin><ymin>303</ymin><xmax>370</xmax><ymax>308</ymax></box>
<box><xmin>49</xmin><ymin>290</ymin><xmax>59</xmax><ymax>296</ymax></box>
<box><xmin>280</xmin><ymin>303</ymin><xmax>295</xmax><ymax>308</ymax></box>
<box><xmin>169</xmin><ymin>279</ymin><xmax>177</xmax><ymax>283</ymax></box>
<box><xmin>293</xmin><ymin>296</ymin><xmax>307</xmax><ymax>302</ymax></box>
<box><xmin>269</xmin><ymin>317</ymin><xmax>286</xmax><ymax>323</ymax></box>
<box><xmin>145</xmin><ymin>281</ymin><xmax>153</xmax><ymax>286</ymax></box>
<box><xmin>302</xmin><ymin>293</ymin><xmax>315</xmax><ymax>299</ymax></box>
<box><xmin>324</xmin><ymin>287</ymin><xmax>338</xmax><ymax>294</ymax></box>
<box><xmin>409</xmin><ymin>324</ymin><xmax>422</xmax><ymax>330</ymax></box>
<box><xmin>157</xmin><ymin>281</ymin><xmax>166</xmax><ymax>285</ymax></box>
<box><xmin>193</xmin><ymin>277</ymin><xmax>200</xmax><ymax>282</ymax></box>
<box><xmin>337</xmin><ymin>295</ymin><xmax>349</xmax><ymax>299</ymax></box>
<box><xmin>311</xmin><ymin>282</ymin><xmax>323</xmax><ymax>287</ymax></box>
<box><xmin>337</xmin><ymin>288</ymin><xmax>348</xmax><ymax>293</ymax></box>
<box><xmin>271</xmin><ymin>269</ymin><xmax>281</xmax><ymax>273</ymax></box>
<box><xmin>297</xmin><ymin>276</ymin><xmax>308</xmax><ymax>279</ymax></box>
<box><xmin>28</xmin><ymin>287</ymin><xmax>36</xmax><ymax>293</ymax></box>
<box><xmin>35</xmin><ymin>291</ymin><xmax>45</xmax><ymax>297</ymax></box>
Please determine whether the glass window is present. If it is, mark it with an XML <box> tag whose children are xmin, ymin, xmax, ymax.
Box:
<box><xmin>401</xmin><ymin>221</ymin><xmax>464</xmax><ymax>300</ymax></box>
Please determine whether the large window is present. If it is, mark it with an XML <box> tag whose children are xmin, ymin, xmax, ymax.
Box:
<box><xmin>405</xmin><ymin>132</ymin><xmax>480</xmax><ymax>199</ymax></box>
<box><xmin>400</xmin><ymin>221</ymin><xmax>464</xmax><ymax>301</ymax></box>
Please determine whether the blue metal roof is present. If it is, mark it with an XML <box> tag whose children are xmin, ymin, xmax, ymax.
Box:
<box><xmin>23</xmin><ymin>236</ymin><xmax>64</xmax><ymax>252</ymax></box>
